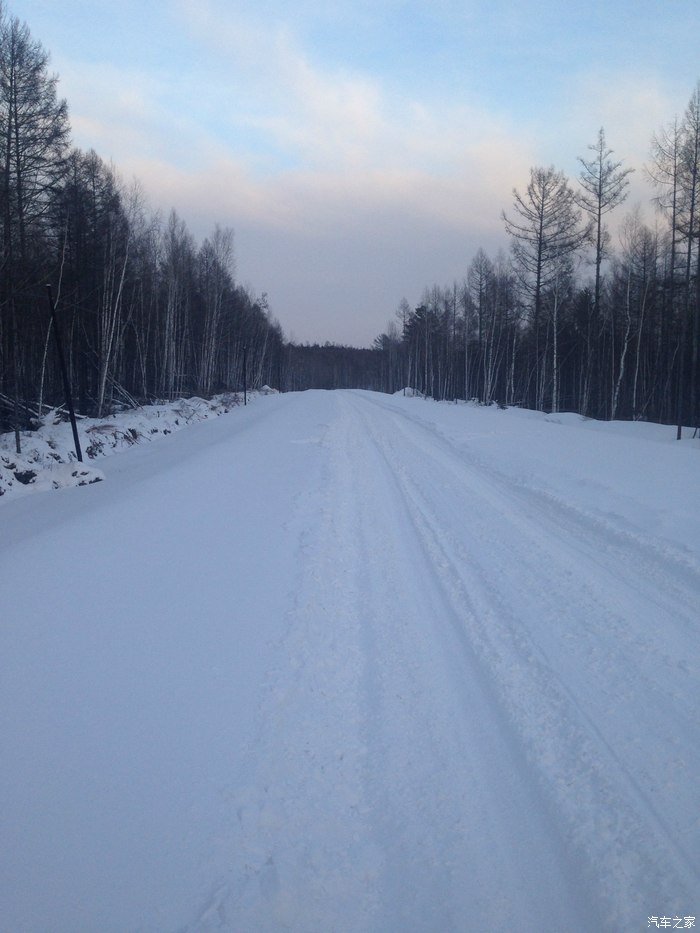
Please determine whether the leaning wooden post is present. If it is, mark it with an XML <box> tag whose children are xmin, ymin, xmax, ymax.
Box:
<box><xmin>46</xmin><ymin>285</ymin><xmax>83</xmax><ymax>462</ymax></box>
<box><xmin>243</xmin><ymin>344</ymin><xmax>248</xmax><ymax>406</ymax></box>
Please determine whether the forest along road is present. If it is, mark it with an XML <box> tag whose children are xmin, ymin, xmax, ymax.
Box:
<box><xmin>2</xmin><ymin>389</ymin><xmax>698</xmax><ymax>933</ymax></box>
<box><xmin>190</xmin><ymin>390</ymin><xmax>699</xmax><ymax>932</ymax></box>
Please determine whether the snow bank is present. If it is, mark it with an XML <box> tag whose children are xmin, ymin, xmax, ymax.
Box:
<box><xmin>0</xmin><ymin>393</ymin><xmax>245</xmax><ymax>502</ymax></box>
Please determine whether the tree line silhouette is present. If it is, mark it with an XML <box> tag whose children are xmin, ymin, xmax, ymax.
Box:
<box><xmin>1</xmin><ymin>3</ymin><xmax>698</xmax><ymax>443</ymax></box>
<box><xmin>0</xmin><ymin>5</ymin><xmax>285</xmax><ymax>446</ymax></box>
<box><xmin>372</xmin><ymin>103</ymin><xmax>699</xmax><ymax>431</ymax></box>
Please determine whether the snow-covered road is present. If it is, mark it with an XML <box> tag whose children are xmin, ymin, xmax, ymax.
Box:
<box><xmin>2</xmin><ymin>390</ymin><xmax>699</xmax><ymax>932</ymax></box>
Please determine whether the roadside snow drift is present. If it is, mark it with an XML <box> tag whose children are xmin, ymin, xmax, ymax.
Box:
<box><xmin>1</xmin><ymin>391</ymin><xmax>698</xmax><ymax>932</ymax></box>
<box><xmin>0</xmin><ymin>394</ymin><xmax>242</xmax><ymax>501</ymax></box>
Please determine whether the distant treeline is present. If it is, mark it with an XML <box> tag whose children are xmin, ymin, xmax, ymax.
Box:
<box><xmin>285</xmin><ymin>344</ymin><xmax>386</xmax><ymax>392</ymax></box>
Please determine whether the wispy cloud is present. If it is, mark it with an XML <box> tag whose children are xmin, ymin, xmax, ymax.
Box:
<box><xmin>26</xmin><ymin>0</ymin><xmax>700</xmax><ymax>343</ymax></box>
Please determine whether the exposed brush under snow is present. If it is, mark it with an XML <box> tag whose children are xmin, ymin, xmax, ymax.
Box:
<box><xmin>0</xmin><ymin>393</ymin><xmax>245</xmax><ymax>500</ymax></box>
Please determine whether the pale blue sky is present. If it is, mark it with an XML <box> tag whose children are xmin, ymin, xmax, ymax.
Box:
<box><xmin>15</xmin><ymin>0</ymin><xmax>700</xmax><ymax>344</ymax></box>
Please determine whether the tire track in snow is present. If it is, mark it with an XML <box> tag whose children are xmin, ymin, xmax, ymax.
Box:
<box><xmin>182</xmin><ymin>391</ymin><xmax>698</xmax><ymax>931</ymax></box>
<box><xmin>355</xmin><ymin>393</ymin><xmax>700</xmax><ymax>764</ymax></box>
<box><xmin>348</xmin><ymin>392</ymin><xmax>700</xmax><ymax>928</ymax></box>
<box><xmin>332</xmin><ymin>395</ymin><xmax>599</xmax><ymax>932</ymax></box>
<box><xmin>185</xmin><ymin>392</ymin><xmax>600</xmax><ymax>932</ymax></box>
<box><xmin>358</xmin><ymin>391</ymin><xmax>700</xmax><ymax>608</ymax></box>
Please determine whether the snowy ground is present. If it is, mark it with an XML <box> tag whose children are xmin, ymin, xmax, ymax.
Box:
<box><xmin>1</xmin><ymin>390</ymin><xmax>698</xmax><ymax>932</ymax></box>
<box><xmin>0</xmin><ymin>393</ymin><xmax>247</xmax><ymax>501</ymax></box>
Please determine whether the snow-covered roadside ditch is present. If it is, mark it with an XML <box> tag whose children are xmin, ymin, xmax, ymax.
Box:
<box><xmin>0</xmin><ymin>392</ymin><xmax>276</xmax><ymax>501</ymax></box>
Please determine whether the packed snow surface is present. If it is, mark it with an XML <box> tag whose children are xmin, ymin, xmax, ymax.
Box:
<box><xmin>1</xmin><ymin>390</ymin><xmax>699</xmax><ymax>932</ymax></box>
